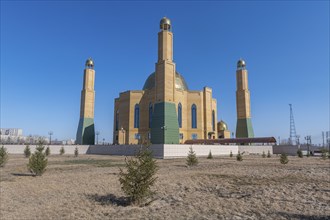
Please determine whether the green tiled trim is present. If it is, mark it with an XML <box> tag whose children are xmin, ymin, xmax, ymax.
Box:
<box><xmin>236</xmin><ymin>118</ymin><xmax>254</xmax><ymax>138</ymax></box>
<box><xmin>76</xmin><ymin>117</ymin><xmax>95</xmax><ymax>145</ymax></box>
<box><xmin>151</xmin><ymin>102</ymin><xmax>179</xmax><ymax>144</ymax></box>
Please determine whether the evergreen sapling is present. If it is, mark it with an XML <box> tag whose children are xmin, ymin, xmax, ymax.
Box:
<box><xmin>74</xmin><ymin>147</ymin><xmax>79</xmax><ymax>157</ymax></box>
<box><xmin>280</xmin><ymin>153</ymin><xmax>289</xmax><ymax>164</ymax></box>
<box><xmin>207</xmin><ymin>150</ymin><xmax>213</xmax><ymax>159</ymax></box>
<box><xmin>24</xmin><ymin>145</ymin><xmax>31</xmax><ymax>158</ymax></box>
<box><xmin>236</xmin><ymin>151</ymin><xmax>243</xmax><ymax>161</ymax></box>
<box><xmin>267</xmin><ymin>150</ymin><xmax>271</xmax><ymax>158</ymax></box>
<box><xmin>119</xmin><ymin>148</ymin><xmax>158</xmax><ymax>206</ymax></box>
<box><xmin>0</xmin><ymin>146</ymin><xmax>9</xmax><ymax>167</ymax></box>
<box><xmin>297</xmin><ymin>149</ymin><xmax>303</xmax><ymax>158</ymax></box>
<box><xmin>45</xmin><ymin>147</ymin><xmax>50</xmax><ymax>156</ymax></box>
<box><xmin>60</xmin><ymin>147</ymin><xmax>65</xmax><ymax>155</ymax></box>
<box><xmin>186</xmin><ymin>147</ymin><xmax>198</xmax><ymax>166</ymax></box>
<box><xmin>28</xmin><ymin>142</ymin><xmax>48</xmax><ymax>176</ymax></box>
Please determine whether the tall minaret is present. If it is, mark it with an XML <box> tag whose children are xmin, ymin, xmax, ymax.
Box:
<box><xmin>151</xmin><ymin>17</ymin><xmax>179</xmax><ymax>144</ymax></box>
<box><xmin>235</xmin><ymin>59</ymin><xmax>254</xmax><ymax>138</ymax></box>
<box><xmin>76</xmin><ymin>58</ymin><xmax>95</xmax><ymax>145</ymax></box>
<box><xmin>155</xmin><ymin>17</ymin><xmax>176</xmax><ymax>102</ymax></box>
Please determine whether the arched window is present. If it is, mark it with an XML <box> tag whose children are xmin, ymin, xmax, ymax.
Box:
<box><xmin>178</xmin><ymin>103</ymin><xmax>182</xmax><ymax>128</ymax></box>
<box><xmin>149</xmin><ymin>103</ymin><xmax>153</xmax><ymax>128</ymax></box>
<box><xmin>115</xmin><ymin>110</ymin><xmax>119</xmax><ymax>131</ymax></box>
<box><xmin>191</xmin><ymin>104</ymin><xmax>197</xmax><ymax>128</ymax></box>
<box><xmin>212</xmin><ymin>110</ymin><xmax>215</xmax><ymax>131</ymax></box>
<box><xmin>134</xmin><ymin>104</ymin><xmax>140</xmax><ymax>128</ymax></box>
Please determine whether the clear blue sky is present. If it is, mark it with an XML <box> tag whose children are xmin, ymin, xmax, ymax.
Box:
<box><xmin>1</xmin><ymin>1</ymin><xmax>329</xmax><ymax>144</ymax></box>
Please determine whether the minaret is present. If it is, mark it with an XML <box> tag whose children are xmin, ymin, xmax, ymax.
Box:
<box><xmin>151</xmin><ymin>17</ymin><xmax>179</xmax><ymax>144</ymax></box>
<box><xmin>235</xmin><ymin>59</ymin><xmax>254</xmax><ymax>138</ymax></box>
<box><xmin>76</xmin><ymin>58</ymin><xmax>95</xmax><ymax>145</ymax></box>
<box><xmin>155</xmin><ymin>17</ymin><xmax>175</xmax><ymax>102</ymax></box>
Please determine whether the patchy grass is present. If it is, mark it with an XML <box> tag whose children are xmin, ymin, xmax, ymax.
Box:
<box><xmin>49</xmin><ymin>159</ymin><xmax>125</xmax><ymax>167</ymax></box>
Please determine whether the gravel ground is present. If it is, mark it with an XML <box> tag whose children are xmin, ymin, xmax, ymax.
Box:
<box><xmin>0</xmin><ymin>154</ymin><xmax>329</xmax><ymax>220</ymax></box>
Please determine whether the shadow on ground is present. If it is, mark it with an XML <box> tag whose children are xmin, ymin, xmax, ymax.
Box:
<box><xmin>11</xmin><ymin>173</ymin><xmax>35</xmax><ymax>177</ymax></box>
<box><xmin>276</xmin><ymin>212</ymin><xmax>330</xmax><ymax>220</ymax></box>
<box><xmin>87</xmin><ymin>193</ymin><xmax>129</xmax><ymax>206</ymax></box>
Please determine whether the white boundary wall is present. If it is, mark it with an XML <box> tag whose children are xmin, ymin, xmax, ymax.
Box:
<box><xmin>163</xmin><ymin>144</ymin><xmax>238</xmax><ymax>158</ymax></box>
<box><xmin>3</xmin><ymin>144</ymin><xmax>273</xmax><ymax>159</ymax></box>
<box><xmin>3</xmin><ymin>145</ymin><xmax>90</xmax><ymax>155</ymax></box>
<box><xmin>238</xmin><ymin>145</ymin><xmax>273</xmax><ymax>155</ymax></box>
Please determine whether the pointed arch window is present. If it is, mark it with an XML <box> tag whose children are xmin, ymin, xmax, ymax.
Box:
<box><xmin>149</xmin><ymin>103</ymin><xmax>153</xmax><ymax>128</ymax></box>
<box><xmin>178</xmin><ymin>103</ymin><xmax>182</xmax><ymax>128</ymax></box>
<box><xmin>191</xmin><ymin>104</ymin><xmax>197</xmax><ymax>129</ymax></box>
<box><xmin>115</xmin><ymin>110</ymin><xmax>119</xmax><ymax>131</ymax></box>
<box><xmin>212</xmin><ymin>110</ymin><xmax>215</xmax><ymax>131</ymax></box>
<box><xmin>134</xmin><ymin>104</ymin><xmax>140</xmax><ymax>128</ymax></box>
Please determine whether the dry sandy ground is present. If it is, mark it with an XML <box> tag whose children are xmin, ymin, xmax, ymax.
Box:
<box><xmin>0</xmin><ymin>154</ymin><xmax>329</xmax><ymax>220</ymax></box>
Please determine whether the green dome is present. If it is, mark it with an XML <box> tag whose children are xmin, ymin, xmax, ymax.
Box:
<box><xmin>143</xmin><ymin>72</ymin><xmax>189</xmax><ymax>91</ymax></box>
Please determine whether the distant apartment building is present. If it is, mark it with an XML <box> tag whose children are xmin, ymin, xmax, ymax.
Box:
<box><xmin>0</xmin><ymin>128</ymin><xmax>23</xmax><ymax>136</ymax></box>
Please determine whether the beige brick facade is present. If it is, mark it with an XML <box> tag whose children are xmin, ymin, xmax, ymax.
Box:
<box><xmin>236</xmin><ymin>69</ymin><xmax>251</xmax><ymax>119</ymax></box>
<box><xmin>113</xmin><ymin>87</ymin><xmax>218</xmax><ymax>144</ymax></box>
<box><xmin>80</xmin><ymin>69</ymin><xmax>95</xmax><ymax>118</ymax></box>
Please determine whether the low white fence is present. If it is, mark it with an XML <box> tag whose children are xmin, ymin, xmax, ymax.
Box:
<box><xmin>2</xmin><ymin>144</ymin><xmax>274</xmax><ymax>159</ymax></box>
<box><xmin>2</xmin><ymin>145</ymin><xmax>90</xmax><ymax>155</ymax></box>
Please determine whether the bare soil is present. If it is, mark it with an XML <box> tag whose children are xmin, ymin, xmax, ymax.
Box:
<box><xmin>0</xmin><ymin>154</ymin><xmax>329</xmax><ymax>219</ymax></box>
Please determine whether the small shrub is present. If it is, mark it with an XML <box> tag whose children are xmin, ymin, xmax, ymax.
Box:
<box><xmin>24</xmin><ymin>145</ymin><xmax>31</xmax><ymax>158</ymax></box>
<box><xmin>267</xmin><ymin>150</ymin><xmax>271</xmax><ymax>158</ymax></box>
<box><xmin>119</xmin><ymin>148</ymin><xmax>158</xmax><ymax>205</ymax></box>
<box><xmin>27</xmin><ymin>143</ymin><xmax>48</xmax><ymax>176</ymax></box>
<box><xmin>74</xmin><ymin>147</ymin><xmax>79</xmax><ymax>157</ymax></box>
<box><xmin>207</xmin><ymin>150</ymin><xmax>213</xmax><ymax>159</ymax></box>
<box><xmin>280</xmin><ymin>153</ymin><xmax>289</xmax><ymax>164</ymax></box>
<box><xmin>229</xmin><ymin>151</ymin><xmax>233</xmax><ymax>158</ymax></box>
<box><xmin>297</xmin><ymin>149</ymin><xmax>303</xmax><ymax>158</ymax></box>
<box><xmin>262</xmin><ymin>151</ymin><xmax>266</xmax><ymax>158</ymax></box>
<box><xmin>186</xmin><ymin>147</ymin><xmax>198</xmax><ymax>166</ymax></box>
<box><xmin>321</xmin><ymin>148</ymin><xmax>329</xmax><ymax>160</ymax></box>
<box><xmin>60</xmin><ymin>147</ymin><xmax>65</xmax><ymax>155</ymax></box>
<box><xmin>236</xmin><ymin>151</ymin><xmax>243</xmax><ymax>161</ymax></box>
<box><xmin>45</xmin><ymin>147</ymin><xmax>50</xmax><ymax>156</ymax></box>
<box><xmin>0</xmin><ymin>146</ymin><xmax>9</xmax><ymax>167</ymax></box>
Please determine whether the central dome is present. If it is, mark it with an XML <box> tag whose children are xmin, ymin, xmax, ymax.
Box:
<box><xmin>143</xmin><ymin>72</ymin><xmax>189</xmax><ymax>91</ymax></box>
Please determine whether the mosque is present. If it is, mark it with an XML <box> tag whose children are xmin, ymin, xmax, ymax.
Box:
<box><xmin>76</xmin><ymin>17</ymin><xmax>254</xmax><ymax>145</ymax></box>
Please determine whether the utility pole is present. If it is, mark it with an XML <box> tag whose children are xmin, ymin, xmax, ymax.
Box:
<box><xmin>48</xmin><ymin>131</ymin><xmax>53</xmax><ymax>145</ymax></box>
<box><xmin>296</xmin><ymin>135</ymin><xmax>300</xmax><ymax>147</ymax></box>
<box><xmin>322</xmin><ymin>131</ymin><xmax>325</xmax><ymax>148</ymax></box>
<box><xmin>305</xmin><ymin>135</ymin><xmax>311</xmax><ymax>156</ymax></box>
<box><xmin>326</xmin><ymin>131</ymin><xmax>330</xmax><ymax>152</ymax></box>
<box><xmin>96</xmin><ymin>131</ymin><xmax>100</xmax><ymax>145</ymax></box>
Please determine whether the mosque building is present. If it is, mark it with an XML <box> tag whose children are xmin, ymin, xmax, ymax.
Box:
<box><xmin>75</xmin><ymin>17</ymin><xmax>255</xmax><ymax>145</ymax></box>
<box><xmin>113</xmin><ymin>17</ymin><xmax>220</xmax><ymax>145</ymax></box>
